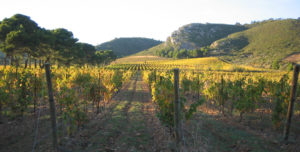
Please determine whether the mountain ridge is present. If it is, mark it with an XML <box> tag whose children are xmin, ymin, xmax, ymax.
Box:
<box><xmin>136</xmin><ymin>23</ymin><xmax>247</xmax><ymax>56</ymax></box>
<box><xmin>136</xmin><ymin>18</ymin><xmax>300</xmax><ymax>68</ymax></box>
<box><xmin>95</xmin><ymin>37</ymin><xmax>162</xmax><ymax>57</ymax></box>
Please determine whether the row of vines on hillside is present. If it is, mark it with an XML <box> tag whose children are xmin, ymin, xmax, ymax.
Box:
<box><xmin>0</xmin><ymin>66</ymin><xmax>133</xmax><ymax>136</ymax></box>
<box><xmin>142</xmin><ymin>70</ymin><xmax>205</xmax><ymax>131</ymax></box>
<box><xmin>142</xmin><ymin>70</ymin><xmax>299</xmax><ymax>130</ymax></box>
<box><xmin>107</xmin><ymin>63</ymin><xmax>221</xmax><ymax>71</ymax></box>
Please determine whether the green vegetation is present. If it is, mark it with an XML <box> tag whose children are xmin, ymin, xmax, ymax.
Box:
<box><xmin>0</xmin><ymin>66</ymin><xmax>133</xmax><ymax>133</ymax></box>
<box><xmin>169</xmin><ymin>23</ymin><xmax>246</xmax><ymax>48</ymax></box>
<box><xmin>95</xmin><ymin>37</ymin><xmax>162</xmax><ymax>57</ymax></box>
<box><xmin>214</xmin><ymin>19</ymin><xmax>300</xmax><ymax>68</ymax></box>
<box><xmin>136</xmin><ymin>43</ymin><xmax>171</xmax><ymax>56</ymax></box>
<box><xmin>272</xmin><ymin>59</ymin><xmax>280</xmax><ymax>70</ymax></box>
<box><xmin>189</xmin><ymin>113</ymin><xmax>280</xmax><ymax>152</ymax></box>
<box><xmin>137</xmin><ymin>23</ymin><xmax>246</xmax><ymax>58</ymax></box>
<box><xmin>138</xmin><ymin>19</ymin><xmax>300</xmax><ymax>69</ymax></box>
<box><xmin>1</xmin><ymin>12</ymin><xmax>300</xmax><ymax>152</ymax></box>
<box><xmin>0</xmin><ymin>14</ymin><xmax>116</xmax><ymax>67</ymax></box>
<box><xmin>143</xmin><ymin>70</ymin><xmax>204</xmax><ymax>129</ymax></box>
<box><xmin>154</xmin><ymin>47</ymin><xmax>210</xmax><ymax>59</ymax></box>
<box><xmin>109</xmin><ymin>56</ymin><xmax>267</xmax><ymax>72</ymax></box>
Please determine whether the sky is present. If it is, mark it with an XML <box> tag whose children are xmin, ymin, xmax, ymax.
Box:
<box><xmin>0</xmin><ymin>0</ymin><xmax>299</xmax><ymax>45</ymax></box>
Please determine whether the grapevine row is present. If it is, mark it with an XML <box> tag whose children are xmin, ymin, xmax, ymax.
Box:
<box><xmin>0</xmin><ymin>66</ymin><xmax>133</xmax><ymax>136</ymax></box>
<box><xmin>142</xmin><ymin>70</ymin><xmax>299</xmax><ymax>130</ymax></box>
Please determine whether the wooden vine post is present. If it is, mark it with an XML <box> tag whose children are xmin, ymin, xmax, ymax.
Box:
<box><xmin>33</xmin><ymin>73</ymin><xmax>37</xmax><ymax>113</ymax></box>
<box><xmin>221</xmin><ymin>75</ymin><xmax>225</xmax><ymax>115</ymax></box>
<box><xmin>197</xmin><ymin>74</ymin><xmax>200</xmax><ymax>101</ymax></box>
<box><xmin>173</xmin><ymin>68</ymin><xmax>182</xmax><ymax>149</ymax></box>
<box><xmin>97</xmin><ymin>71</ymin><xmax>101</xmax><ymax>114</ymax></box>
<box><xmin>283</xmin><ymin>64</ymin><xmax>300</xmax><ymax>141</ymax></box>
<box><xmin>154</xmin><ymin>70</ymin><xmax>156</xmax><ymax>82</ymax></box>
<box><xmin>45</xmin><ymin>63</ymin><xmax>58</xmax><ymax>150</ymax></box>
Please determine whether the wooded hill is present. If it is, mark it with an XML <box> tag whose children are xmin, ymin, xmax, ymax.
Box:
<box><xmin>136</xmin><ymin>23</ymin><xmax>246</xmax><ymax>57</ymax></box>
<box><xmin>95</xmin><ymin>38</ymin><xmax>162</xmax><ymax>57</ymax></box>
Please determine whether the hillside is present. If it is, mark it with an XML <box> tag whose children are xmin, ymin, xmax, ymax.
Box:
<box><xmin>95</xmin><ymin>37</ymin><xmax>162</xmax><ymax>57</ymax></box>
<box><xmin>136</xmin><ymin>43</ymin><xmax>172</xmax><ymax>56</ymax></box>
<box><xmin>136</xmin><ymin>23</ymin><xmax>246</xmax><ymax>56</ymax></box>
<box><xmin>168</xmin><ymin>23</ymin><xmax>246</xmax><ymax>49</ymax></box>
<box><xmin>212</xmin><ymin>19</ymin><xmax>300</xmax><ymax>68</ymax></box>
<box><xmin>137</xmin><ymin>19</ymin><xmax>300</xmax><ymax>68</ymax></box>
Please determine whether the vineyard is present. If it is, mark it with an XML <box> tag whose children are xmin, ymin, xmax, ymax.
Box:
<box><xmin>106</xmin><ymin>56</ymin><xmax>299</xmax><ymax>151</ymax></box>
<box><xmin>142</xmin><ymin>70</ymin><xmax>297</xmax><ymax>127</ymax></box>
<box><xmin>107</xmin><ymin>57</ymin><xmax>268</xmax><ymax>71</ymax></box>
<box><xmin>0</xmin><ymin>4</ymin><xmax>299</xmax><ymax>151</ymax></box>
<box><xmin>0</xmin><ymin>65</ymin><xmax>135</xmax><ymax>151</ymax></box>
<box><xmin>0</xmin><ymin>56</ymin><xmax>300</xmax><ymax>151</ymax></box>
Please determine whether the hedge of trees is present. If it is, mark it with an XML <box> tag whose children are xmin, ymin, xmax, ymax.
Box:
<box><xmin>0</xmin><ymin>14</ymin><xmax>116</xmax><ymax>67</ymax></box>
<box><xmin>155</xmin><ymin>47</ymin><xmax>210</xmax><ymax>59</ymax></box>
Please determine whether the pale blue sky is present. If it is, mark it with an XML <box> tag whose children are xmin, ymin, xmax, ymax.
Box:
<box><xmin>0</xmin><ymin>0</ymin><xmax>299</xmax><ymax>45</ymax></box>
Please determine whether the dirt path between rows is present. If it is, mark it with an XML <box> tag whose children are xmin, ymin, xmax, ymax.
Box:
<box><xmin>67</xmin><ymin>72</ymin><xmax>171</xmax><ymax>152</ymax></box>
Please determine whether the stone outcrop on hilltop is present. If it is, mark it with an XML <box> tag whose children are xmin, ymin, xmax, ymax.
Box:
<box><xmin>166</xmin><ymin>23</ymin><xmax>246</xmax><ymax>50</ymax></box>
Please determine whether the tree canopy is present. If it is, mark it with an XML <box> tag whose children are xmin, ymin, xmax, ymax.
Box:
<box><xmin>155</xmin><ymin>47</ymin><xmax>210</xmax><ymax>59</ymax></box>
<box><xmin>0</xmin><ymin>14</ymin><xmax>116</xmax><ymax>67</ymax></box>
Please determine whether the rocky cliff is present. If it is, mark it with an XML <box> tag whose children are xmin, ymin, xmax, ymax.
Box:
<box><xmin>166</xmin><ymin>23</ymin><xmax>246</xmax><ymax>50</ymax></box>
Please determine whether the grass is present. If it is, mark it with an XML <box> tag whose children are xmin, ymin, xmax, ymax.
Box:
<box><xmin>78</xmin><ymin>75</ymin><xmax>155</xmax><ymax>152</ymax></box>
<box><xmin>189</xmin><ymin>113</ymin><xmax>281</xmax><ymax>152</ymax></box>
<box><xmin>136</xmin><ymin>43</ymin><xmax>171</xmax><ymax>56</ymax></box>
<box><xmin>216</xmin><ymin>19</ymin><xmax>300</xmax><ymax>68</ymax></box>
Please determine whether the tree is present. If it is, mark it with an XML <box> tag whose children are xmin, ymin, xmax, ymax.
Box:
<box><xmin>50</xmin><ymin>28</ymin><xmax>78</xmax><ymax>65</ymax></box>
<box><xmin>168</xmin><ymin>50</ymin><xmax>173</xmax><ymax>58</ymax></box>
<box><xmin>188</xmin><ymin>49</ymin><xmax>199</xmax><ymax>58</ymax></box>
<box><xmin>73</xmin><ymin>43</ymin><xmax>96</xmax><ymax>65</ymax></box>
<box><xmin>34</xmin><ymin>28</ymin><xmax>55</xmax><ymax>63</ymax></box>
<box><xmin>92</xmin><ymin>50</ymin><xmax>116</xmax><ymax>65</ymax></box>
<box><xmin>0</xmin><ymin>14</ymin><xmax>40</xmax><ymax>67</ymax></box>
<box><xmin>178</xmin><ymin>49</ymin><xmax>188</xmax><ymax>58</ymax></box>
<box><xmin>173</xmin><ymin>49</ymin><xmax>179</xmax><ymax>59</ymax></box>
<box><xmin>235</xmin><ymin>22</ymin><xmax>242</xmax><ymax>26</ymax></box>
<box><xmin>0</xmin><ymin>14</ymin><xmax>115</xmax><ymax>67</ymax></box>
<box><xmin>200</xmin><ymin>47</ymin><xmax>209</xmax><ymax>56</ymax></box>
